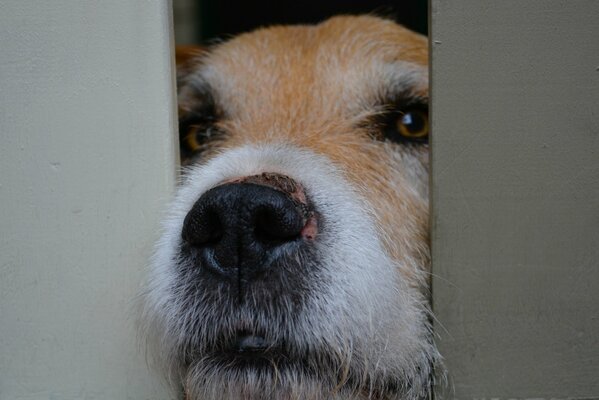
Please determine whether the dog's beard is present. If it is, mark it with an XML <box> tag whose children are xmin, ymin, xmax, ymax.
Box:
<box><xmin>138</xmin><ymin>145</ymin><xmax>438</xmax><ymax>400</ymax></box>
<box><xmin>183</xmin><ymin>354</ymin><xmax>426</xmax><ymax>400</ymax></box>
<box><xmin>143</xmin><ymin>276</ymin><xmax>435</xmax><ymax>400</ymax></box>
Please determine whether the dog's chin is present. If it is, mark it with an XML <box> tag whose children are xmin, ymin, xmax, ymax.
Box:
<box><xmin>188</xmin><ymin>340</ymin><xmax>321</xmax><ymax>380</ymax></box>
<box><xmin>184</xmin><ymin>338</ymin><xmax>406</xmax><ymax>400</ymax></box>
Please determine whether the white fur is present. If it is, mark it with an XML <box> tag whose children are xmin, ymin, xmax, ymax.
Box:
<box><xmin>138</xmin><ymin>144</ymin><xmax>438</xmax><ymax>399</ymax></box>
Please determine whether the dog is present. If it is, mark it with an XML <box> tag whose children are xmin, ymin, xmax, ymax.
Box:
<box><xmin>138</xmin><ymin>15</ymin><xmax>438</xmax><ymax>400</ymax></box>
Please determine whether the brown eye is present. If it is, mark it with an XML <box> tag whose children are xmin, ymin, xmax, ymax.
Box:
<box><xmin>183</xmin><ymin>126</ymin><xmax>203</xmax><ymax>152</ymax></box>
<box><xmin>180</xmin><ymin>123</ymin><xmax>220</xmax><ymax>158</ymax></box>
<box><xmin>396</xmin><ymin>109</ymin><xmax>429</xmax><ymax>141</ymax></box>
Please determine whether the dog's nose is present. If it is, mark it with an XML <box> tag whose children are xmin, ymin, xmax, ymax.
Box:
<box><xmin>181</xmin><ymin>174</ymin><xmax>310</xmax><ymax>278</ymax></box>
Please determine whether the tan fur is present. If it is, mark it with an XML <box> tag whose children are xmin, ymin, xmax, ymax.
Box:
<box><xmin>156</xmin><ymin>15</ymin><xmax>436</xmax><ymax>399</ymax></box>
<box><xmin>178</xmin><ymin>15</ymin><xmax>429</xmax><ymax>289</ymax></box>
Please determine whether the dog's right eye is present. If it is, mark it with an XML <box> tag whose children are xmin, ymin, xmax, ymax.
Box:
<box><xmin>182</xmin><ymin>125</ymin><xmax>208</xmax><ymax>152</ymax></box>
<box><xmin>179</xmin><ymin>115</ymin><xmax>219</xmax><ymax>159</ymax></box>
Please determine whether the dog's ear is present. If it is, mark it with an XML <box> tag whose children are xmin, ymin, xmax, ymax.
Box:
<box><xmin>175</xmin><ymin>45</ymin><xmax>204</xmax><ymax>89</ymax></box>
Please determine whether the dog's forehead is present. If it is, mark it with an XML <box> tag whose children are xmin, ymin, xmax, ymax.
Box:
<box><xmin>197</xmin><ymin>16</ymin><xmax>428</xmax><ymax>121</ymax></box>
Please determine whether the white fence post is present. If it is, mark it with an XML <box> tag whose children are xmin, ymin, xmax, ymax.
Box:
<box><xmin>0</xmin><ymin>1</ymin><xmax>178</xmax><ymax>398</ymax></box>
<box><xmin>431</xmin><ymin>1</ymin><xmax>599</xmax><ymax>398</ymax></box>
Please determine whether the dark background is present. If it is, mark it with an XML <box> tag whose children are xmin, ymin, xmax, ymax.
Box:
<box><xmin>194</xmin><ymin>0</ymin><xmax>427</xmax><ymax>42</ymax></box>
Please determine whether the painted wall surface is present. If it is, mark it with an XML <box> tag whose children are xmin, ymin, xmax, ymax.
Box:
<box><xmin>0</xmin><ymin>1</ymin><xmax>178</xmax><ymax>399</ymax></box>
<box><xmin>431</xmin><ymin>1</ymin><xmax>599</xmax><ymax>398</ymax></box>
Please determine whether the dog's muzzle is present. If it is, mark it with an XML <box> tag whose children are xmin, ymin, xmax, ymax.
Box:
<box><xmin>181</xmin><ymin>173</ymin><xmax>317</xmax><ymax>282</ymax></box>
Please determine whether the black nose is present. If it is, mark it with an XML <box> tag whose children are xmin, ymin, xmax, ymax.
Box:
<box><xmin>181</xmin><ymin>181</ymin><xmax>307</xmax><ymax>278</ymax></box>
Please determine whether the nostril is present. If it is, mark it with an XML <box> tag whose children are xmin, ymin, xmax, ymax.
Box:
<box><xmin>253</xmin><ymin>203</ymin><xmax>303</xmax><ymax>244</ymax></box>
<box><xmin>182</xmin><ymin>205</ymin><xmax>224</xmax><ymax>246</ymax></box>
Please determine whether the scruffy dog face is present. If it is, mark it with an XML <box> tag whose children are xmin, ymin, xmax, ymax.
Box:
<box><xmin>139</xmin><ymin>15</ymin><xmax>437</xmax><ymax>400</ymax></box>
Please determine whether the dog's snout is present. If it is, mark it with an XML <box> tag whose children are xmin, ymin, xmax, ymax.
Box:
<box><xmin>182</xmin><ymin>174</ymin><xmax>314</xmax><ymax>278</ymax></box>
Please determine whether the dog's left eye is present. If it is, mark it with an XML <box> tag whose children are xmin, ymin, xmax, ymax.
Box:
<box><xmin>397</xmin><ymin>109</ymin><xmax>428</xmax><ymax>140</ymax></box>
<box><xmin>383</xmin><ymin>107</ymin><xmax>429</xmax><ymax>144</ymax></box>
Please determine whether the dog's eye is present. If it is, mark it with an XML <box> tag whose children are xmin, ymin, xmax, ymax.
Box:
<box><xmin>397</xmin><ymin>109</ymin><xmax>428</xmax><ymax>140</ymax></box>
<box><xmin>182</xmin><ymin>125</ymin><xmax>204</xmax><ymax>152</ymax></box>
<box><xmin>179</xmin><ymin>116</ymin><xmax>218</xmax><ymax>159</ymax></box>
<box><xmin>383</xmin><ymin>108</ymin><xmax>429</xmax><ymax>144</ymax></box>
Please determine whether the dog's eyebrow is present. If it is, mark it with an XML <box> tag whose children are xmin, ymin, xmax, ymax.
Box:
<box><xmin>377</xmin><ymin>63</ymin><xmax>429</xmax><ymax>106</ymax></box>
<box><xmin>372</xmin><ymin>88</ymin><xmax>428</xmax><ymax>114</ymax></box>
<box><xmin>178</xmin><ymin>76</ymin><xmax>219</xmax><ymax>119</ymax></box>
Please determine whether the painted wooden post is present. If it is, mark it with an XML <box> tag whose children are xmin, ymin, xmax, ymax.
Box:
<box><xmin>0</xmin><ymin>1</ymin><xmax>178</xmax><ymax>398</ymax></box>
<box><xmin>431</xmin><ymin>1</ymin><xmax>599</xmax><ymax>398</ymax></box>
